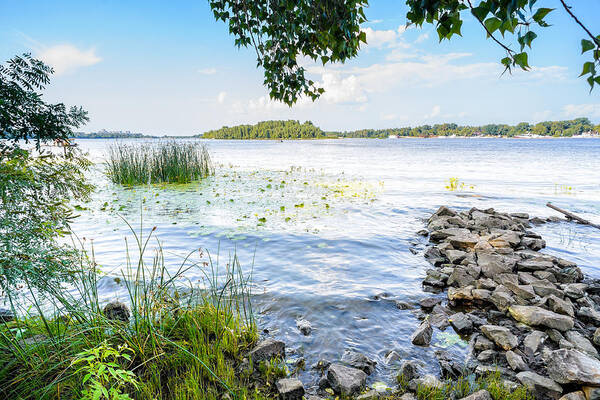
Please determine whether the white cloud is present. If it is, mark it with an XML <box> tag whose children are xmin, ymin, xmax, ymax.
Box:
<box><xmin>381</xmin><ymin>113</ymin><xmax>398</xmax><ymax>121</ymax></box>
<box><xmin>425</xmin><ymin>105</ymin><xmax>441</xmax><ymax>119</ymax></box>
<box><xmin>362</xmin><ymin>26</ymin><xmax>409</xmax><ymax>49</ymax></box>
<box><xmin>217</xmin><ymin>91</ymin><xmax>227</xmax><ymax>104</ymax></box>
<box><xmin>37</xmin><ymin>44</ymin><xmax>101</xmax><ymax>75</ymax></box>
<box><xmin>248</xmin><ymin>95</ymin><xmax>288</xmax><ymax>111</ymax></box>
<box><xmin>562</xmin><ymin>103</ymin><xmax>600</xmax><ymax>118</ymax></box>
<box><xmin>415</xmin><ymin>33</ymin><xmax>430</xmax><ymax>43</ymax></box>
<box><xmin>198</xmin><ymin>67</ymin><xmax>217</xmax><ymax>75</ymax></box>
<box><xmin>319</xmin><ymin>73</ymin><xmax>368</xmax><ymax>104</ymax></box>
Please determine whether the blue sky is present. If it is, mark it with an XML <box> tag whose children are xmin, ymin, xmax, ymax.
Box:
<box><xmin>1</xmin><ymin>0</ymin><xmax>599</xmax><ymax>135</ymax></box>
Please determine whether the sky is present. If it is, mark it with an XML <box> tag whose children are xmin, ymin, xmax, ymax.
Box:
<box><xmin>1</xmin><ymin>0</ymin><xmax>599</xmax><ymax>135</ymax></box>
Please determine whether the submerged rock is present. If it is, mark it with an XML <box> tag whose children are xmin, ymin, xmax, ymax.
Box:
<box><xmin>276</xmin><ymin>378</ymin><xmax>304</xmax><ymax>400</ymax></box>
<box><xmin>326</xmin><ymin>363</ymin><xmax>367</xmax><ymax>396</ymax></box>
<box><xmin>296</xmin><ymin>319</ymin><xmax>312</xmax><ymax>336</ymax></box>
<box><xmin>411</xmin><ymin>320</ymin><xmax>432</xmax><ymax>346</ymax></box>
<box><xmin>341</xmin><ymin>350</ymin><xmax>376</xmax><ymax>375</ymax></box>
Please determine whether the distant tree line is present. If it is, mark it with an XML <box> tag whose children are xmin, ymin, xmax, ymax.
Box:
<box><xmin>72</xmin><ymin>131</ymin><xmax>157</xmax><ymax>139</ymax></box>
<box><xmin>200</xmin><ymin>120</ymin><xmax>325</xmax><ymax>139</ymax></box>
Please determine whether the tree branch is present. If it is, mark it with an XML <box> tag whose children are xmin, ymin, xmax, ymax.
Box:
<box><xmin>466</xmin><ymin>0</ymin><xmax>514</xmax><ymax>55</ymax></box>
<box><xmin>559</xmin><ymin>0</ymin><xmax>600</xmax><ymax>46</ymax></box>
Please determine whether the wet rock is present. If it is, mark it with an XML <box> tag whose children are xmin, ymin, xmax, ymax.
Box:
<box><xmin>103</xmin><ymin>301</ymin><xmax>130</xmax><ymax>322</ymax></box>
<box><xmin>432</xmin><ymin>205</ymin><xmax>457</xmax><ymax>218</ymax></box>
<box><xmin>448</xmin><ymin>267</ymin><xmax>477</xmax><ymax>288</ymax></box>
<box><xmin>531</xmin><ymin>280</ymin><xmax>563</xmax><ymax>298</ymax></box>
<box><xmin>564</xmin><ymin>283</ymin><xmax>587</xmax><ymax>299</ymax></box>
<box><xmin>0</xmin><ymin>308</ymin><xmax>14</xmax><ymax>322</ymax></box>
<box><xmin>429</xmin><ymin>304</ymin><xmax>450</xmax><ymax>329</ymax></box>
<box><xmin>481</xmin><ymin>325</ymin><xmax>518</xmax><ymax>350</ymax></box>
<box><xmin>326</xmin><ymin>363</ymin><xmax>367</xmax><ymax>396</ymax></box>
<box><xmin>547</xmin><ymin>329</ymin><xmax>565</xmax><ymax>344</ymax></box>
<box><xmin>508</xmin><ymin>305</ymin><xmax>574</xmax><ymax>331</ymax></box>
<box><xmin>564</xmin><ymin>331</ymin><xmax>599</xmax><ymax>358</ymax></box>
<box><xmin>460</xmin><ymin>390</ymin><xmax>492</xmax><ymax>400</ymax></box>
<box><xmin>521</xmin><ymin>237</ymin><xmax>546</xmax><ymax>251</ymax></box>
<box><xmin>449</xmin><ymin>312</ymin><xmax>473</xmax><ymax>333</ymax></box>
<box><xmin>516</xmin><ymin>371</ymin><xmax>562</xmax><ymax>396</ymax></box>
<box><xmin>577</xmin><ymin>307</ymin><xmax>600</xmax><ymax>325</ymax></box>
<box><xmin>249</xmin><ymin>338</ymin><xmax>285</xmax><ymax>362</ymax></box>
<box><xmin>430</xmin><ymin>228</ymin><xmax>471</xmax><ymax>242</ymax></box>
<box><xmin>448</xmin><ymin>286</ymin><xmax>474</xmax><ymax>302</ymax></box>
<box><xmin>472</xmin><ymin>289</ymin><xmax>492</xmax><ymax>302</ymax></box>
<box><xmin>517</xmin><ymin>259</ymin><xmax>553</xmax><ymax>272</ymax></box>
<box><xmin>490</xmin><ymin>290</ymin><xmax>515</xmax><ymax>312</ymax></box>
<box><xmin>523</xmin><ymin>330</ymin><xmax>547</xmax><ymax>355</ymax></box>
<box><xmin>398</xmin><ymin>360</ymin><xmax>421</xmax><ymax>381</ymax></box>
<box><xmin>411</xmin><ymin>320</ymin><xmax>432</xmax><ymax>346</ymax></box>
<box><xmin>311</xmin><ymin>359</ymin><xmax>331</xmax><ymax>371</ymax></box>
<box><xmin>534</xmin><ymin>270</ymin><xmax>558</xmax><ymax>283</ymax></box>
<box><xmin>276</xmin><ymin>378</ymin><xmax>304</xmax><ymax>400</ymax></box>
<box><xmin>296</xmin><ymin>319</ymin><xmax>312</xmax><ymax>336</ymax></box>
<box><xmin>417</xmin><ymin>229</ymin><xmax>429</xmax><ymax>236</ymax></box>
<box><xmin>395</xmin><ymin>301</ymin><xmax>413</xmax><ymax>310</ymax></box>
<box><xmin>582</xmin><ymin>386</ymin><xmax>600</xmax><ymax>400</ymax></box>
<box><xmin>476</xmin><ymin>278</ymin><xmax>497</xmax><ymax>290</ymax></box>
<box><xmin>506</xmin><ymin>350</ymin><xmax>528</xmax><ymax>371</ymax></box>
<box><xmin>448</xmin><ymin>233</ymin><xmax>480</xmax><ymax>250</ymax></box>
<box><xmin>423</xmin><ymin>269</ymin><xmax>448</xmax><ymax>287</ymax></box>
<box><xmin>556</xmin><ymin>267</ymin><xmax>584</xmax><ymax>284</ymax></box>
<box><xmin>446</xmin><ymin>249</ymin><xmax>467</xmax><ymax>264</ymax></box>
<box><xmin>477</xmin><ymin>250</ymin><xmax>516</xmax><ymax>278</ymax></box>
<box><xmin>559</xmin><ymin>392</ymin><xmax>586</xmax><ymax>400</ymax></box>
<box><xmin>341</xmin><ymin>351</ymin><xmax>376</xmax><ymax>375</ymax></box>
<box><xmin>495</xmin><ymin>273</ymin><xmax>519</xmax><ymax>287</ymax></box>
<box><xmin>518</xmin><ymin>272</ymin><xmax>538</xmax><ymax>285</ymax></box>
<box><xmin>547</xmin><ymin>295</ymin><xmax>575</xmax><ymax>317</ymax></box>
<box><xmin>419</xmin><ymin>297</ymin><xmax>442</xmax><ymax>310</ymax></box>
<box><xmin>385</xmin><ymin>350</ymin><xmax>401</xmax><ymax>364</ymax></box>
<box><xmin>424</xmin><ymin>246</ymin><xmax>446</xmax><ymax>266</ymax></box>
<box><xmin>547</xmin><ymin>349</ymin><xmax>600</xmax><ymax>385</ymax></box>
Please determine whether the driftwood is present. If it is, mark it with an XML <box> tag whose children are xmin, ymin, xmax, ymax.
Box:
<box><xmin>546</xmin><ymin>202</ymin><xmax>600</xmax><ymax>229</ymax></box>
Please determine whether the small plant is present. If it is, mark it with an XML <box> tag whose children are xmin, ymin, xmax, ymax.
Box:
<box><xmin>554</xmin><ymin>183</ymin><xmax>574</xmax><ymax>195</ymax></box>
<box><xmin>445</xmin><ymin>177</ymin><xmax>475</xmax><ymax>192</ymax></box>
<box><xmin>73</xmin><ymin>342</ymin><xmax>138</xmax><ymax>400</ymax></box>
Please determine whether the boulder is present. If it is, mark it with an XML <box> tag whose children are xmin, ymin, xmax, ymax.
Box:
<box><xmin>460</xmin><ymin>390</ymin><xmax>492</xmax><ymax>400</ymax></box>
<box><xmin>547</xmin><ymin>295</ymin><xmax>575</xmax><ymax>317</ymax></box>
<box><xmin>564</xmin><ymin>331</ymin><xmax>599</xmax><ymax>358</ymax></box>
<box><xmin>582</xmin><ymin>386</ymin><xmax>600</xmax><ymax>400</ymax></box>
<box><xmin>481</xmin><ymin>325</ymin><xmax>518</xmax><ymax>350</ymax></box>
<box><xmin>516</xmin><ymin>259</ymin><xmax>554</xmax><ymax>272</ymax></box>
<box><xmin>506</xmin><ymin>350</ymin><xmax>528</xmax><ymax>371</ymax></box>
<box><xmin>474</xmin><ymin>335</ymin><xmax>495</xmax><ymax>351</ymax></box>
<box><xmin>564</xmin><ymin>283</ymin><xmax>587</xmax><ymax>299</ymax></box>
<box><xmin>477</xmin><ymin>251</ymin><xmax>515</xmax><ymax>278</ymax></box>
<box><xmin>326</xmin><ymin>363</ymin><xmax>367</xmax><ymax>396</ymax></box>
<box><xmin>558</xmin><ymin>392</ymin><xmax>586</xmax><ymax>400</ymax></box>
<box><xmin>448</xmin><ymin>233</ymin><xmax>480</xmax><ymax>250</ymax></box>
<box><xmin>448</xmin><ymin>286</ymin><xmax>474</xmax><ymax>302</ymax></box>
<box><xmin>276</xmin><ymin>378</ymin><xmax>304</xmax><ymax>400</ymax></box>
<box><xmin>398</xmin><ymin>360</ymin><xmax>421</xmax><ymax>381</ymax></box>
<box><xmin>411</xmin><ymin>320</ymin><xmax>432</xmax><ymax>346</ymax></box>
<box><xmin>505</xmin><ymin>282</ymin><xmax>536</xmax><ymax>300</ymax></box>
<box><xmin>531</xmin><ymin>280</ymin><xmax>563</xmax><ymax>298</ymax></box>
<box><xmin>577</xmin><ymin>307</ymin><xmax>600</xmax><ymax>325</ymax></box>
<box><xmin>296</xmin><ymin>319</ymin><xmax>312</xmax><ymax>336</ymax></box>
<box><xmin>508</xmin><ymin>305</ymin><xmax>574</xmax><ymax>331</ymax></box>
<box><xmin>546</xmin><ymin>349</ymin><xmax>600</xmax><ymax>385</ymax></box>
<box><xmin>341</xmin><ymin>351</ymin><xmax>376</xmax><ymax>375</ymax></box>
<box><xmin>449</xmin><ymin>312</ymin><xmax>473</xmax><ymax>333</ymax></box>
<box><xmin>409</xmin><ymin>374</ymin><xmax>443</xmax><ymax>391</ymax></box>
<box><xmin>430</xmin><ymin>228</ymin><xmax>470</xmax><ymax>242</ymax></box>
<box><xmin>448</xmin><ymin>267</ymin><xmax>477</xmax><ymax>288</ymax></box>
<box><xmin>594</xmin><ymin>328</ymin><xmax>600</xmax><ymax>347</ymax></box>
<box><xmin>446</xmin><ymin>249</ymin><xmax>467</xmax><ymax>264</ymax></box>
<box><xmin>516</xmin><ymin>371</ymin><xmax>562</xmax><ymax>395</ymax></box>
<box><xmin>523</xmin><ymin>330</ymin><xmax>547</xmax><ymax>355</ymax></box>
<box><xmin>103</xmin><ymin>301</ymin><xmax>130</xmax><ymax>322</ymax></box>
<box><xmin>419</xmin><ymin>297</ymin><xmax>442</xmax><ymax>310</ymax></box>
<box><xmin>490</xmin><ymin>290</ymin><xmax>515</xmax><ymax>312</ymax></box>
<box><xmin>477</xmin><ymin>350</ymin><xmax>497</xmax><ymax>363</ymax></box>
<box><xmin>249</xmin><ymin>338</ymin><xmax>285</xmax><ymax>363</ymax></box>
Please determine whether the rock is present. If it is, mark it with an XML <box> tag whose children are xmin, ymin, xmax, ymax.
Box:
<box><xmin>547</xmin><ymin>295</ymin><xmax>575</xmax><ymax>317</ymax></box>
<box><xmin>521</xmin><ymin>237</ymin><xmax>546</xmax><ymax>251</ymax></box>
<box><xmin>357</xmin><ymin>390</ymin><xmax>381</xmax><ymax>400</ymax></box>
<box><xmin>547</xmin><ymin>349</ymin><xmax>600</xmax><ymax>385</ymax></box>
<box><xmin>564</xmin><ymin>283</ymin><xmax>587</xmax><ymax>299</ymax></box>
<box><xmin>547</xmin><ymin>329</ymin><xmax>565</xmax><ymax>344</ymax></box>
<box><xmin>474</xmin><ymin>335</ymin><xmax>495</xmax><ymax>351</ymax></box>
<box><xmin>594</xmin><ymin>328</ymin><xmax>600</xmax><ymax>346</ymax></box>
<box><xmin>417</xmin><ymin>229</ymin><xmax>429</xmax><ymax>236</ymax></box>
<box><xmin>517</xmin><ymin>259</ymin><xmax>553</xmax><ymax>272</ymax></box>
<box><xmin>532</xmin><ymin>280</ymin><xmax>563</xmax><ymax>298</ymax></box>
<box><xmin>476</xmin><ymin>278</ymin><xmax>497</xmax><ymax>290</ymax></box>
<box><xmin>341</xmin><ymin>351</ymin><xmax>376</xmax><ymax>375</ymax></box>
<box><xmin>506</xmin><ymin>350</ymin><xmax>528</xmax><ymax>371</ymax></box>
<box><xmin>511</xmin><ymin>212</ymin><xmax>529</xmax><ymax>219</ymax></box>
<box><xmin>399</xmin><ymin>394</ymin><xmax>416</xmax><ymax>400</ymax></box>
<box><xmin>327</xmin><ymin>363</ymin><xmax>367</xmax><ymax>396</ymax></box>
<box><xmin>276</xmin><ymin>378</ymin><xmax>304</xmax><ymax>400</ymax></box>
<box><xmin>477</xmin><ymin>250</ymin><xmax>516</xmax><ymax>278</ymax></box>
<box><xmin>490</xmin><ymin>290</ymin><xmax>515</xmax><ymax>312</ymax></box>
<box><xmin>448</xmin><ymin>267</ymin><xmax>477</xmax><ymax>287</ymax></box>
<box><xmin>505</xmin><ymin>282</ymin><xmax>536</xmax><ymax>300</ymax></box>
<box><xmin>424</xmin><ymin>247</ymin><xmax>446</xmax><ymax>266</ymax></box>
<box><xmin>248</xmin><ymin>338</ymin><xmax>285</xmax><ymax>363</ymax></box>
<box><xmin>582</xmin><ymin>386</ymin><xmax>600</xmax><ymax>400</ymax></box>
<box><xmin>516</xmin><ymin>371</ymin><xmax>562</xmax><ymax>395</ymax></box>
<box><xmin>556</xmin><ymin>267</ymin><xmax>584</xmax><ymax>284</ymax></box>
<box><xmin>103</xmin><ymin>301</ymin><xmax>130</xmax><ymax>322</ymax></box>
<box><xmin>449</xmin><ymin>233</ymin><xmax>480</xmax><ymax>250</ymax></box>
<box><xmin>411</xmin><ymin>320</ymin><xmax>432</xmax><ymax>346</ymax></box>
<box><xmin>311</xmin><ymin>359</ymin><xmax>331</xmax><ymax>371</ymax></box>
<box><xmin>398</xmin><ymin>360</ymin><xmax>421</xmax><ymax>381</ymax></box>
<box><xmin>419</xmin><ymin>297</ymin><xmax>442</xmax><ymax>310</ymax></box>
<box><xmin>559</xmin><ymin>392</ymin><xmax>586</xmax><ymax>400</ymax></box>
<box><xmin>577</xmin><ymin>307</ymin><xmax>600</xmax><ymax>325</ymax></box>
<box><xmin>395</xmin><ymin>301</ymin><xmax>413</xmax><ymax>310</ymax></box>
<box><xmin>296</xmin><ymin>319</ymin><xmax>312</xmax><ymax>335</ymax></box>
<box><xmin>564</xmin><ymin>331</ymin><xmax>599</xmax><ymax>358</ymax></box>
<box><xmin>523</xmin><ymin>331</ymin><xmax>547</xmax><ymax>355</ymax></box>
<box><xmin>534</xmin><ymin>270</ymin><xmax>558</xmax><ymax>283</ymax></box>
<box><xmin>477</xmin><ymin>350</ymin><xmax>497</xmax><ymax>363</ymax></box>
<box><xmin>508</xmin><ymin>305</ymin><xmax>574</xmax><ymax>331</ymax></box>
<box><xmin>495</xmin><ymin>273</ymin><xmax>519</xmax><ymax>287</ymax></box>
<box><xmin>435</xmin><ymin>350</ymin><xmax>464</xmax><ymax>379</ymax></box>
<box><xmin>518</xmin><ymin>272</ymin><xmax>538</xmax><ymax>285</ymax></box>
<box><xmin>430</xmin><ymin>228</ymin><xmax>471</xmax><ymax>242</ymax></box>
<box><xmin>481</xmin><ymin>325</ymin><xmax>519</xmax><ymax>350</ymax></box>
<box><xmin>424</xmin><ymin>269</ymin><xmax>448</xmax><ymax>287</ymax></box>
<box><xmin>0</xmin><ymin>308</ymin><xmax>14</xmax><ymax>322</ymax></box>
<box><xmin>460</xmin><ymin>390</ymin><xmax>492</xmax><ymax>400</ymax></box>
<box><xmin>448</xmin><ymin>286</ymin><xmax>474</xmax><ymax>302</ymax></box>
<box><xmin>432</xmin><ymin>205</ymin><xmax>457</xmax><ymax>218</ymax></box>
<box><xmin>410</xmin><ymin>374</ymin><xmax>443</xmax><ymax>391</ymax></box>
<box><xmin>449</xmin><ymin>312</ymin><xmax>473</xmax><ymax>333</ymax></box>
<box><xmin>446</xmin><ymin>249</ymin><xmax>467</xmax><ymax>264</ymax></box>
<box><xmin>472</xmin><ymin>289</ymin><xmax>492</xmax><ymax>302</ymax></box>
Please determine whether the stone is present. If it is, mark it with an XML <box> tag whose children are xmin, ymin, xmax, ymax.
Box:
<box><xmin>449</xmin><ymin>233</ymin><xmax>480</xmax><ymax>250</ymax></box>
<box><xmin>448</xmin><ymin>286</ymin><xmax>474</xmax><ymax>302</ymax></box>
<box><xmin>547</xmin><ymin>295</ymin><xmax>575</xmax><ymax>317</ymax></box>
<box><xmin>357</xmin><ymin>390</ymin><xmax>381</xmax><ymax>400</ymax></box>
<box><xmin>559</xmin><ymin>392</ymin><xmax>586</xmax><ymax>400</ymax></box>
<box><xmin>476</xmin><ymin>278</ymin><xmax>496</xmax><ymax>290</ymax></box>
<box><xmin>341</xmin><ymin>351</ymin><xmax>376</xmax><ymax>375</ymax></box>
<box><xmin>311</xmin><ymin>359</ymin><xmax>331</xmax><ymax>371</ymax></box>
<box><xmin>398</xmin><ymin>360</ymin><xmax>421</xmax><ymax>381</ymax></box>
<box><xmin>521</xmin><ymin>237</ymin><xmax>546</xmax><ymax>251</ymax></box>
<box><xmin>510</xmin><ymin>212</ymin><xmax>529</xmax><ymax>219</ymax></box>
<box><xmin>564</xmin><ymin>283</ymin><xmax>587</xmax><ymax>299</ymax></box>
<box><xmin>546</xmin><ymin>349</ymin><xmax>600</xmax><ymax>385</ymax></box>
<box><xmin>556</xmin><ymin>267</ymin><xmax>584</xmax><ymax>284</ymax></box>
<box><xmin>424</xmin><ymin>247</ymin><xmax>445</xmax><ymax>266</ymax></box>
<box><xmin>547</xmin><ymin>329</ymin><xmax>565</xmax><ymax>344</ymax></box>
<box><xmin>518</xmin><ymin>272</ymin><xmax>538</xmax><ymax>285</ymax></box>
<box><xmin>424</xmin><ymin>269</ymin><xmax>448</xmax><ymax>287</ymax></box>
<box><xmin>506</xmin><ymin>350</ymin><xmax>528</xmax><ymax>371</ymax></box>
<box><xmin>276</xmin><ymin>378</ymin><xmax>304</xmax><ymax>400</ymax></box>
<box><xmin>582</xmin><ymin>386</ymin><xmax>600</xmax><ymax>400</ymax></box>
<box><xmin>448</xmin><ymin>267</ymin><xmax>476</xmax><ymax>288</ymax></box>
<box><xmin>481</xmin><ymin>325</ymin><xmax>518</xmax><ymax>350</ymax></box>
<box><xmin>103</xmin><ymin>301</ymin><xmax>130</xmax><ymax>322</ymax></box>
<box><xmin>534</xmin><ymin>270</ymin><xmax>558</xmax><ymax>283</ymax></box>
<box><xmin>248</xmin><ymin>338</ymin><xmax>285</xmax><ymax>362</ymax></box>
<box><xmin>477</xmin><ymin>250</ymin><xmax>516</xmax><ymax>278</ymax></box>
<box><xmin>577</xmin><ymin>307</ymin><xmax>600</xmax><ymax>324</ymax></box>
<box><xmin>505</xmin><ymin>282</ymin><xmax>536</xmax><ymax>300</ymax></box>
<box><xmin>0</xmin><ymin>308</ymin><xmax>14</xmax><ymax>322</ymax></box>
<box><xmin>296</xmin><ymin>319</ymin><xmax>312</xmax><ymax>335</ymax></box>
<box><xmin>326</xmin><ymin>363</ymin><xmax>367</xmax><ymax>396</ymax></box>
<box><xmin>472</xmin><ymin>289</ymin><xmax>492</xmax><ymax>301</ymax></box>
<box><xmin>594</xmin><ymin>328</ymin><xmax>600</xmax><ymax>346</ymax></box>
<box><xmin>508</xmin><ymin>305</ymin><xmax>574</xmax><ymax>331</ymax></box>
<box><xmin>411</xmin><ymin>320</ymin><xmax>432</xmax><ymax>346</ymax></box>
<box><xmin>517</xmin><ymin>259</ymin><xmax>554</xmax><ymax>272</ymax></box>
<box><xmin>430</xmin><ymin>228</ymin><xmax>471</xmax><ymax>242</ymax></box>
<box><xmin>477</xmin><ymin>350</ymin><xmax>497</xmax><ymax>363</ymax></box>
<box><xmin>516</xmin><ymin>371</ymin><xmax>562</xmax><ymax>395</ymax></box>
<box><xmin>531</xmin><ymin>280</ymin><xmax>563</xmax><ymax>298</ymax></box>
<box><xmin>419</xmin><ymin>297</ymin><xmax>442</xmax><ymax>310</ymax></box>
<box><xmin>417</xmin><ymin>229</ymin><xmax>429</xmax><ymax>236</ymax></box>
<box><xmin>460</xmin><ymin>390</ymin><xmax>492</xmax><ymax>400</ymax></box>
<box><xmin>410</xmin><ymin>374</ymin><xmax>443</xmax><ymax>391</ymax></box>
<box><xmin>565</xmin><ymin>331</ymin><xmax>599</xmax><ymax>358</ymax></box>
<box><xmin>495</xmin><ymin>274</ymin><xmax>519</xmax><ymax>287</ymax></box>
<box><xmin>432</xmin><ymin>205</ymin><xmax>457</xmax><ymax>218</ymax></box>
<box><xmin>490</xmin><ymin>290</ymin><xmax>515</xmax><ymax>312</ymax></box>
<box><xmin>446</xmin><ymin>249</ymin><xmax>467</xmax><ymax>264</ymax></box>
<box><xmin>523</xmin><ymin>331</ymin><xmax>547</xmax><ymax>355</ymax></box>
<box><xmin>399</xmin><ymin>394</ymin><xmax>417</xmax><ymax>400</ymax></box>
<box><xmin>474</xmin><ymin>335</ymin><xmax>495</xmax><ymax>351</ymax></box>
<box><xmin>395</xmin><ymin>301</ymin><xmax>413</xmax><ymax>310</ymax></box>
<box><xmin>449</xmin><ymin>312</ymin><xmax>473</xmax><ymax>333</ymax></box>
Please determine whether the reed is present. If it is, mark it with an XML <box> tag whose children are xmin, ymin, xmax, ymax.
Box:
<box><xmin>106</xmin><ymin>141</ymin><xmax>214</xmax><ymax>185</ymax></box>
<box><xmin>0</xmin><ymin>221</ymin><xmax>280</xmax><ymax>400</ymax></box>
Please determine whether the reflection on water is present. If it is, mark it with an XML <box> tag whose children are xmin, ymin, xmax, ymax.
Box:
<box><xmin>66</xmin><ymin>138</ymin><xmax>600</xmax><ymax>388</ymax></box>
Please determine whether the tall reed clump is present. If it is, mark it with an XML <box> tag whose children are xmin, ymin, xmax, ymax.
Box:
<box><xmin>106</xmin><ymin>141</ymin><xmax>214</xmax><ymax>185</ymax></box>
<box><xmin>0</xmin><ymin>222</ymin><xmax>283</xmax><ymax>400</ymax></box>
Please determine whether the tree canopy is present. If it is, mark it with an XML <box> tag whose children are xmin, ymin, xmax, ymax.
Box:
<box><xmin>209</xmin><ymin>0</ymin><xmax>600</xmax><ymax>105</ymax></box>
<box><xmin>200</xmin><ymin>120</ymin><xmax>325</xmax><ymax>139</ymax></box>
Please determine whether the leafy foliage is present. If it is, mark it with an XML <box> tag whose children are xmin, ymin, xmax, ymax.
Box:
<box><xmin>200</xmin><ymin>120</ymin><xmax>324</xmax><ymax>139</ymax></box>
<box><xmin>210</xmin><ymin>1</ymin><xmax>600</xmax><ymax>102</ymax></box>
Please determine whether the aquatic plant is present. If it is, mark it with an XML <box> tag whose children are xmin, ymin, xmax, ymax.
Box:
<box><xmin>554</xmin><ymin>183</ymin><xmax>574</xmax><ymax>195</ymax></box>
<box><xmin>445</xmin><ymin>177</ymin><xmax>475</xmax><ymax>192</ymax></box>
<box><xmin>106</xmin><ymin>141</ymin><xmax>214</xmax><ymax>185</ymax></box>
<box><xmin>0</xmin><ymin>221</ymin><xmax>278</xmax><ymax>400</ymax></box>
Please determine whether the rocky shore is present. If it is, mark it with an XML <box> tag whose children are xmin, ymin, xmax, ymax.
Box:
<box><xmin>245</xmin><ymin>205</ymin><xmax>600</xmax><ymax>400</ymax></box>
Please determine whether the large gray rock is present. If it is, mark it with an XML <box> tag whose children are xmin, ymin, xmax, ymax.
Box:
<box><xmin>460</xmin><ymin>390</ymin><xmax>492</xmax><ymax>400</ymax></box>
<box><xmin>582</xmin><ymin>386</ymin><xmax>600</xmax><ymax>400</ymax></box>
<box><xmin>506</xmin><ymin>350</ymin><xmax>528</xmax><ymax>371</ymax></box>
<box><xmin>296</xmin><ymin>319</ymin><xmax>312</xmax><ymax>336</ymax></box>
<box><xmin>448</xmin><ymin>286</ymin><xmax>474</xmax><ymax>302</ymax></box>
<box><xmin>327</xmin><ymin>363</ymin><xmax>367</xmax><ymax>396</ymax></box>
<box><xmin>103</xmin><ymin>301</ymin><xmax>130</xmax><ymax>322</ymax></box>
<box><xmin>558</xmin><ymin>392</ymin><xmax>586</xmax><ymax>400</ymax></box>
<box><xmin>477</xmin><ymin>250</ymin><xmax>515</xmax><ymax>278</ymax></box>
<box><xmin>531</xmin><ymin>280</ymin><xmax>563</xmax><ymax>298</ymax></box>
<box><xmin>547</xmin><ymin>349</ymin><xmax>600</xmax><ymax>385</ymax></box>
<box><xmin>508</xmin><ymin>305</ymin><xmax>574</xmax><ymax>331</ymax></box>
<box><xmin>481</xmin><ymin>325</ymin><xmax>518</xmax><ymax>350</ymax></box>
<box><xmin>446</xmin><ymin>249</ymin><xmax>467</xmax><ymax>264</ymax></box>
<box><xmin>516</xmin><ymin>371</ymin><xmax>562</xmax><ymax>395</ymax></box>
<box><xmin>565</xmin><ymin>331</ymin><xmax>598</xmax><ymax>358</ymax></box>
<box><xmin>430</xmin><ymin>228</ymin><xmax>470</xmax><ymax>242</ymax></box>
<box><xmin>577</xmin><ymin>307</ymin><xmax>600</xmax><ymax>324</ymax></box>
<box><xmin>523</xmin><ymin>330</ymin><xmax>547</xmax><ymax>355</ymax></box>
<box><xmin>449</xmin><ymin>312</ymin><xmax>473</xmax><ymax>333</ymax></box>
<box><xmin>411</xmin><ymin>320</ymin><xmax>432</xmax><ymax>346</ymax></box>
<box><xmin>276</xmin><ymin>378</ymin><xmax>304</xmax><ymax>400</ymax></box>
<box><xmin>547</xmin><ymin>295</ymin><xmax>575</xmax><ymax>317</ymax></box>
<box><xmin>341</xmin><ymin>350</ymin><xmax>376</xmax><ymax>375</ymax></box>
<box><xmin>594</xmin><ymin>328</ymin><xmax>600</xmax><ymax>346</ymax></box>
<box><xmin>516</xmin><ymin>259</ymin><xmax>554</xmax><ymax>272</ymax></box>
<box><xmin>398</xmin><ymin>360</ymin><xmax>421</xmax><ymax>381</ymax></box>
<box><xmin>248</xmin><ymin>338</ymin><xmax>285</xmax><ymax>362</ymax></box>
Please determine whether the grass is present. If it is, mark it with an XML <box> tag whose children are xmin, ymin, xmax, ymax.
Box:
<box><xmin>106</xmin><ymin>141</ymin><xmax>214</xmax><ymax>185</ymax></box>
<box><xmin>0</xmin><ymin>222</ymin><xmax>282</xmax><ymax>400</ymax></box>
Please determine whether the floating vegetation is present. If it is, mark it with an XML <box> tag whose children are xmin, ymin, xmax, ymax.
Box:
<box><xmin>554</xmin><ymin>183</ymin><xmax>574</xmax><ymax>195</ymax></box>
<box><xmin>106</xmin><ymin>141</ymin><xmax>214</xmax><ymax>185</ymax></box>
<box><xmin>445</xmin><ymin>177</ymin><xmax>475</xmax><ymax>192</ymax></box>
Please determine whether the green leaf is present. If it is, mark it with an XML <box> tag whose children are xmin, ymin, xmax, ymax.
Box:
<box><xmin>484</xmin><ymin>17</ymin><xmax>502</xmax><ymax>35</ymax></box>
<box><xmin>513</xmin><ymin>52</ymin><xmax>529</xmax><ymax>69</ymax></box>
<box><xmin>580</xmin><ymin>61</ymin><xmax>595</xmax><ymax>77</ymax></box>
<box><xmin>471</xmin><ymin>6</ymin><xmax>488</xmax><ymax>21</ymax></box>
<box><xmin>581</xmin><ymin>39</ymin><xmax>596</xmax><ymax>54</ymax></box>
<box><xmin>532</xmin><ymin>7</ymin><xmax>553</xmax><ymax>23</ymax></box>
